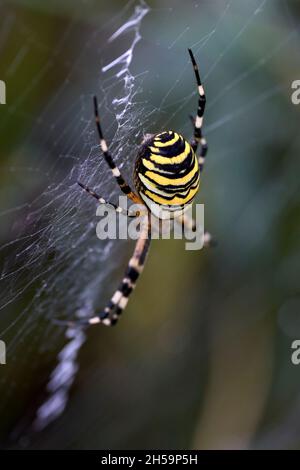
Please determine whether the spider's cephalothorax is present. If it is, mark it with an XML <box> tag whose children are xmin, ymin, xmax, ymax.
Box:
<box><xmin>72</xmin><ymin>48</ymin><xmax>213</xmax><ymax>328</ymax></box>
<box><xmin>134</xmin><ymin>131</ymin><xmax>199</xmax><ymax>219</ymax></box>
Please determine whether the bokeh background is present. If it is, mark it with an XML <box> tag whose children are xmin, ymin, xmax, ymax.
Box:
<box><xmin>0</xmin><ymin>0</ymin><xmax>300</xmax><ymax>450</ymax></box>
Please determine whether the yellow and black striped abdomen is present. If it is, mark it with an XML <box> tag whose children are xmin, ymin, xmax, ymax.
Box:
<box><xmin>134</xmin><ymin>131</ymin><xmax>199</xmax><ymax>218</ymax></box>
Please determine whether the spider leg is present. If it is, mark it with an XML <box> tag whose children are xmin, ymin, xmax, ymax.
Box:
<box><xmin>95</xmin><ymin>214</ymin><xmax>151</xmax><ymax>326</ymax></box>
<box><xmin>176</xmin><ymin>213</ymin><xmax>217</xmax><ymax>248</ymax></box>
<box><xmin>73</xmin><ymin>213</ymin><xmax>151</xmax><ymax>327</ymax></box>
<box><xmin>93</xmin><ymin>96</ymin><xmax>142</xmax><ymax>204</ymax></box>
<box><xmin>77</xmin><ymin>181</ymin><xmax>143</xmax><ymax>217</ymax></box>
<box><xmin>188</xmin><ymin>49</ymin><xmax>208</xmax><ymax>173</ymax></box>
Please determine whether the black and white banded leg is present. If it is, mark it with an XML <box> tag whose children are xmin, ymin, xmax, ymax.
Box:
<box><xmin>80</xmin><ymin>214</ymin><xmax>151</xmax><ymax>327</ymax></box>
<box><xmin>188</xmin><ymin>48</ymin><xmax>208</xmax><ymax>173</ymax></box>
<box><xmin>77</xmin><ymin>181</ymin><xmax>144</xmax><ymax>218</ymax></box>
<box><xmin>93</xmin><ymin>96</ymin><xmax>142</xmax><ymax>204</ymax></box>
<box><xmin>177</xmin><ymin>214</ymin><xmax>216</xmax><ymax>248</ymax></box>
<box><xmin>54</xmin><ymin>213</ymin><xmax>150</xmax><ymax>330</ymax></box>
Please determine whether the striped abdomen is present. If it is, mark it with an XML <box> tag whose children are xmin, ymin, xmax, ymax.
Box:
<box><xmin>134</xmin><ymin>131</ymin><xmax>200</xmax><ymax>218</ymax></box>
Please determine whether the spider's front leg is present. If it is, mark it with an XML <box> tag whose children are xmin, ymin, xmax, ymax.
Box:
<box><xmin>81</xmin><ymin>213</ymin><xmax>151</xmax><ymax>327</ymax></box>
<box><xmin>177</xmin><ymin>213</ymin><xmax>216</xmax><ymax>248</ymax></box>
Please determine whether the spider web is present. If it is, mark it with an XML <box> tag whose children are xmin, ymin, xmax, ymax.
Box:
<box><xmin>0</xmin><ymin>0</ymin><xmax>153</xmax><ymax>437</ymax></box>
<box><xmin>0</xmin><ymin>0</ymin><xmax>299</xmax><ymax>448</ymax></box>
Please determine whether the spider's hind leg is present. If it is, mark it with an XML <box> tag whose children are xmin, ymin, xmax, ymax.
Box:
<box><xmin>93</xmin><ymin>96</ymin><xmax>142</xmax><ymax>204</ymax></box>
<box><xmin>188</xmin><ymin>49</ymin><xmax>208</xmax><ymax>173</ymax></box>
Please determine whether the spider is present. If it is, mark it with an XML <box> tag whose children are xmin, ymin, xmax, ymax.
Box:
<box><xmin>76</xmin><ymin>49</ymin><xmax>213</xmax><ymax>327</ymax></box>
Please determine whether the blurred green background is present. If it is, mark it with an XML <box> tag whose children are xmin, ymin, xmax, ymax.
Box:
<box><xmin>0</xmin><ymin>0</ymin><xmax>300</xmax><ymax>450</ymax></box>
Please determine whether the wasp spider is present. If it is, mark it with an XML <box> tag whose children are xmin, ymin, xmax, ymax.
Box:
<box><xmin>76</xmin><ymin>49</ymin><xmax>213</xmax><ymax>327</ymax></box>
